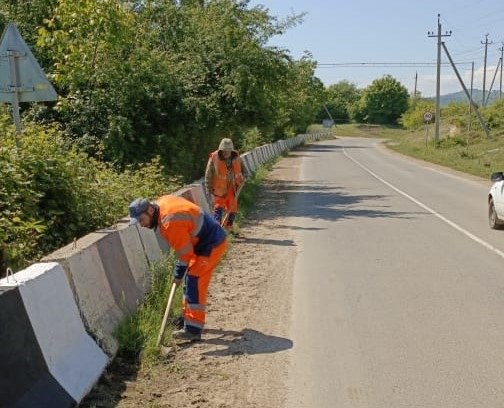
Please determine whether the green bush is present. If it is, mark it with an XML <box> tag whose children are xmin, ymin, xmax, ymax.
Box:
<box><xmin>482</xmin><ymin>100</ymin><xmax>504</xmax><ymax>135</ymax></box>
<box><xmin>5</xmin><ymin>0</ymin><xmax>324</xmax><ymax>179</ymax></box>
<box><xmin>400</xmin><ymin>99</ymin><xmax>436</xmax><ymax>130</ymax></box>
<box><xmin>240</xmin><ymin>127</ymin><xmax>271</xmax><ymax>152</ymax></box>
<box><xmin>351</xmin><ymin>75</ymin><xmax>409</xmax><ymax>125</ymax></box>
<box><xmin>442</xmin><ymin>102</ymin><xmax>470</xmax><ymax>129</ymax></box>
<box><xmin>0</xmin><ymin>113</ymin><xmax>178</xmax><ymax>271</ymax></box>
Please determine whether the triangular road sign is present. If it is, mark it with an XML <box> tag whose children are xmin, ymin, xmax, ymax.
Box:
<box><xmin>0</xmin><ymin>23</ymin><xmax>57</xmax><ymax>103</ymax></box>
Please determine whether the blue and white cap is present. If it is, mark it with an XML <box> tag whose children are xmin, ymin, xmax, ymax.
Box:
<box><xmin>128</xmin><ymin>198</ymin><xmax>150</xmax><ymax>225</ymax></box>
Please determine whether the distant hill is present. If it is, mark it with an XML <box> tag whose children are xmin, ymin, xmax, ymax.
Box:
<box><xmin>428</xmin><ymin>90</ymin><xmax>501</xmax><ymax>106</ymax></box>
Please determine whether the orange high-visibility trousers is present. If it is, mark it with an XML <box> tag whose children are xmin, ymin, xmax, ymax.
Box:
<box><xmin>183</xmin><ymin>239</ymin><xmax>228</xmax><ymax>334</ymax></box>
<box><xmin>214</xmin><ymin>189</ymin><xmax>238</xmax><ymax>214</ymax></box>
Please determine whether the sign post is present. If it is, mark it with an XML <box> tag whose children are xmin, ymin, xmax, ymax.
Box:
<box><xmin>0</xmin><ymin>23</ymin><xmax>58</xmax><ymax>146</ymax></box>
<box><xmin>322</xmin><ymin>119</ymin><xmax>334</xmax><ymax>129</ymax></box>
<box><xmin>424</xmin><ymin>111</ymin><xmax>433</xmax><ymax>147</ymax></box>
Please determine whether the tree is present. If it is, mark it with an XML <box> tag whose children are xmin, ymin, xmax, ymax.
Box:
<box><xmin>1</xmin><ymin>0</ymin><xmax>323</xmax><ymax>179</ymax></box>
<box><xmin>317</xmin><ymin>81</ymin><xmax>360</xmax><ymax>123</ymax></box>
<box><xmin>351</xmin><ymin>75</ymin><xmax>409</xmax><ymax>125</ymax></box>
<box><xmin>0</xmin><ymin>0</ymin><xmax>57</xmax><ymax>60</ymax></box>
<box><xmin>271</xmin><ymin>55</ymin><xmax>325</xmax><ymax>137</ymax></box>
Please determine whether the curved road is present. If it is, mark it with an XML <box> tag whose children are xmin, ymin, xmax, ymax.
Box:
<box><xmin>286</xmin><ymin>137</ymin><xmax>504</xmax><ymax>408</ymax></box>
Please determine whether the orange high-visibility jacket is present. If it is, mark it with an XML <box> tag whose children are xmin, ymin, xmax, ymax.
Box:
<box><xmin>156</xmin><ymin>195</ymin><xmax>225</xmax><ymax>268</ymax></box>
<box><xmin>206</xmin><ymin>151</ymin><xmax>244</xmax><ymax>197</ymax></box>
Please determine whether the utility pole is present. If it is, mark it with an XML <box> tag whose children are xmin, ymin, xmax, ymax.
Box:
<box><xmin>486</xmin><ymin>57</ymin><xmax>502</xmax><ymax>105</ymax></box>
<box><xmin>499</xmin><ymin>42</ymin><xmax>503</xmax><ymax>100</ymax></box>
<box><xmin>481</xmin><ymin>33</ymin><xmax>493</xmax><ymax>106</ymax></box>
<box><xmin>428</xmin><ymin>14</ymin><xmax>451</xmax><ymax>142</ymax></box>
<box><xmin>468</xmin><ymin>61</ymin><xmax>474</xmax><ymax>138</ymax></box>
<box><xmin>414</xmin><ymin>71</ymin><xmax>418</xmax><ymax>99</ymax></box>
<box><xmin>323</xmin><ymin>104</ymin><xmax>335</xmax><ymax>123</ymax></box>
<box><xmin>442</xmin><ymin>42</ymin><xmax>490</xmax><ymax>138</ymax></box>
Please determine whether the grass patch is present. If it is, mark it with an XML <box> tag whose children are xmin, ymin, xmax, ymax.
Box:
<box><xmin>336</xmin><ymin>123</ymin><xmax>407</xmax><ymax>139</ymax></box>
<box><xmin>387</xmin><ymin>125</ymin><xmax>504</xmax><ymax>179</ymax></box>
<box><xmin>115</xmin><ymin>160</ymin><xmax>275</xmax><ymax>365</ymax></box>
<box><xmin>115</xmin><ymin>254</ymin><xmax>182</xmax><ymax>363</ymax></box>
<box><xmin>309</xmin><ymin>122</ymin><xmax>504</xmax><ymax>179</ymax></box>
<box><xmin>235</xmin><ymin>163</ymin><xmax>273</xmax><ymax>228</ymax></box>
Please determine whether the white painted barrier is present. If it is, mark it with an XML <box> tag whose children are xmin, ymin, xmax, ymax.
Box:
<box><xmin>0</xmin><ymin>263</ymin><xmax>108</xmax><ymax>406</ymax></box>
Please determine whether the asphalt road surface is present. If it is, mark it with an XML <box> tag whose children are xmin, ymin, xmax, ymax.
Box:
<box><xmin>286</xmin><ymin>137</ymin><xmax>504</xmax><ymax>408</ymax></box>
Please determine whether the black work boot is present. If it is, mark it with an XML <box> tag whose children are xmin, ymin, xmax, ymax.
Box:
<box><xmin>172</xmin><ymin>329</ymin><xmax>202</xmax><ymax>342</ymax></box>
<box><xmin>168</xmin><ymin>315</ymin><xmax>184</xmax><ymax>330</ymax></box>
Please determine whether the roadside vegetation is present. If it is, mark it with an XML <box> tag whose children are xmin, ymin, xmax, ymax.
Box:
<box><xmin>0</xmin><ymin>111</ymin><xmax>177</xmax><ymax>271</ymax></box>
<box><xmin>392</xmin><ymin>98</ymin><xmax>504</xmax><ymax>179</ymax></box>
<box><xmin>0</xmin><ymin>1</ymin><xmax>324</xmax><ymax>273</ymax></box>
<box><xmin>316</xmin><ymin>77</ymin><xmax>504</xmax><ymax>180</ymax></box>
<box><xmin>2</xmin><ymin>0</ymin><xmax>501</xmax><ymax>273</ymax></box>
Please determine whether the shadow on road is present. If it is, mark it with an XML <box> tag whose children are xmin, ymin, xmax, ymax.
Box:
<box><xmin>294</xmin><ymin>143</ymin><xmax>368</xmax><ymax>153</ymax></box>
<box><xmin>202</xmin><ymin>328</ymin><xmax>293</xmax><ymax>357</ymax></box>
<box><xmin>233</xmin><ymin>237</ymin><xmax>296</xmax><ymax>247</ymax></box>
<box><xmin>254</xmin><ymin>180</ymin><xmax>420</xmax><ymax>223</ymax></box>
<box><xmin>270</xmin><ymin>224</ymin><xmax>326</xmax><ymax>231</ymax></box>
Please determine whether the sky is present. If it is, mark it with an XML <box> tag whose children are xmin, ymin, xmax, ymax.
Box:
<box><xmin>249</xmin><ymin>0</ymin><xmax>504</xmax><ymax>97</ymax></box>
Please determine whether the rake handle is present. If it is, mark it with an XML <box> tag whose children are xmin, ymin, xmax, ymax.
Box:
<box><xmin>156</xmin><ymin>282</ymin><xmax>178</xmax><ymax>347</ymax></box>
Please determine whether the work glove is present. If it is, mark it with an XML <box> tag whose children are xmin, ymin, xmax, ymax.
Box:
<box><xmin>173</xmin><ymin>260</ymin><xmax>187</xmax><ymax>280</ymax></box>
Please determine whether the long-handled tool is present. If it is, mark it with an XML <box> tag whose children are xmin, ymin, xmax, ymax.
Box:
<box><xmin>156</xmin><ymin>282</ymin><xmax>178</xmax><ymax>347</ymax></box>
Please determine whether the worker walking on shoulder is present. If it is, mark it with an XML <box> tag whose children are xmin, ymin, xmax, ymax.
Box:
<box><xmin>129</xmin><ymin>195</ymin><xmax>227</xmax><ymax>342</ymax></box>
<box><xmin>205</xmin><ymin>138</ymin><xmax>244</xmax><ymax>233</ymax></box>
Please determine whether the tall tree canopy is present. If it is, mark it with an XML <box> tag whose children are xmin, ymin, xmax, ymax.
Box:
<box><xmin>1</xmin><ymin>0</ymin><xmax>324</xmax><ymax>178</ymax></box>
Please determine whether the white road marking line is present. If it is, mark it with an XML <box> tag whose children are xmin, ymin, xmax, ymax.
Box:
<box><xmin>343</xmin><ymin>147</ymin><xmax>504</xmax><ymax>261</ymax></box>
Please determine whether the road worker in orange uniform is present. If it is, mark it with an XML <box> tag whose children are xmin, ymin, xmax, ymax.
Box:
<box><xmin>129</xmin><ymin>195</ymin><xmax>227</xmax><ymax>342</ymax></box>
<box><xmin>205</xmin><ymin>138</ymin><xmax>244</xmax><ymax>233</ymax></box>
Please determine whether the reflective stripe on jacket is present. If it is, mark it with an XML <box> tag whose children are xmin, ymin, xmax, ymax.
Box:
<box><xmin>156</xmin><ymin>195</ymin><xmax>226</xmax><ymax>267</ymax></box>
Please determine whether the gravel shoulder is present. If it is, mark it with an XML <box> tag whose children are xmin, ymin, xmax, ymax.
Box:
<box><xmin>83</xmin><ymin>152</ymin><xmax>304</xmax><ymax>408</ymax></box>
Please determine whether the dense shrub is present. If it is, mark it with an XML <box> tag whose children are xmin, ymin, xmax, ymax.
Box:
<box><xmin>400</xmin><ymin>99</ymin><xmax>436</xmax><ymax>130</ymax></box>
<box><xmin>0</xmin><ymin>113</ymin><xmax>178</xmax><ymax>271</ymax></box>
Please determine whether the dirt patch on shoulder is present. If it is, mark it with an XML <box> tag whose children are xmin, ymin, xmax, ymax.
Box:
<box><xmin>82</xmin><ymin>153</ymin><xmax>303</xmax><ymax>408</ymax></box>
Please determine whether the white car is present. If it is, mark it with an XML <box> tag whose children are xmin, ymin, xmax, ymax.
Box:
<box><xmin>489</xmin><ymin>172</ymin><xmax>504</xmax><ymax>229</ymax></box>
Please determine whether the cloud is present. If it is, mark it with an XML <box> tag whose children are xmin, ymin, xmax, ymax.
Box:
<box><xmin>419</xmin><ymin>65</ymin><xmax>500</xmax><ymax>97</ymax></box>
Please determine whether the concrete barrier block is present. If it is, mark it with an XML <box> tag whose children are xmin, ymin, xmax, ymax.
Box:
<box><xmin>274</xmin><ymin>143</ymin><xmax>280</xmax><ymax>156</ymax></box>
<box><xmin>42</xmin><ymin>229</ymin><xmax>144</xmax><ymax>355</ymax></box>
<box><xmin>240</xmin><ymin>152</ymin><xmax>254</xmax><ymax>176</ymax></box>
<box><xmin>257</xmin><ymin>148</ymin><xmax>263</xmax><ymax>164</ymax></box>
<box><xmin>136</xmin><ymin>225</ymin><xmax>163</xmax><ymax>265</ymax></box>
<box><xmin>188</xmin><ymin>182</ymin><xmax>211</xmax><ymax>214</ymax></box>
<box><xmin>115</xmin><ymin>221</ymin><xmax>151</xmax><ymax>296</ymax></box>
<box><xmin>90</xmin><ymin>229</ymin><xmax>143</xmax><ymax>316</ymax></box>
<box><xmin>154</xmin><ymin>227</ymin><xmax>170</xmax><ymax>253</ymax></box>
<box><xmin>272</xmin><ymin>142</ymin><xmax>279</xmax><ymax>155</ymax></box>
<box><xmin>0</xmin><ymin>263</ymin><xmax>108</xmax><ymax>406</ymax></box>
<box><xmin>260</xmin><ymin>146</ymin><xmax>267</xmax><ymax>163</ymax></box>
<box><xmin>251</xmin><ymin>149</ymin><xmax>260</xmax><ymax>168</ymax></box>
<box><xmin>246</xmin><ymin>156</ymin><xmax>256</xmax><ymax>174</ymax></box>
<box><xmin>253</xmin><ymin>148</ymin><xmax>261</xmax><ymax>165</ymax></box>
<box><xmin>173</xmin><ymin>186</ymin><xmax>193</xmax><ymax>201</ymax></box>
<box><xmin>265</xmin><ymin>145</ymin><xmax>270</xmax><ymax>160</ymax></box>
<box><xmin>257</xmin><ymin>147</ymin><xmax>263</xmax><ymax>164</ymax></box>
